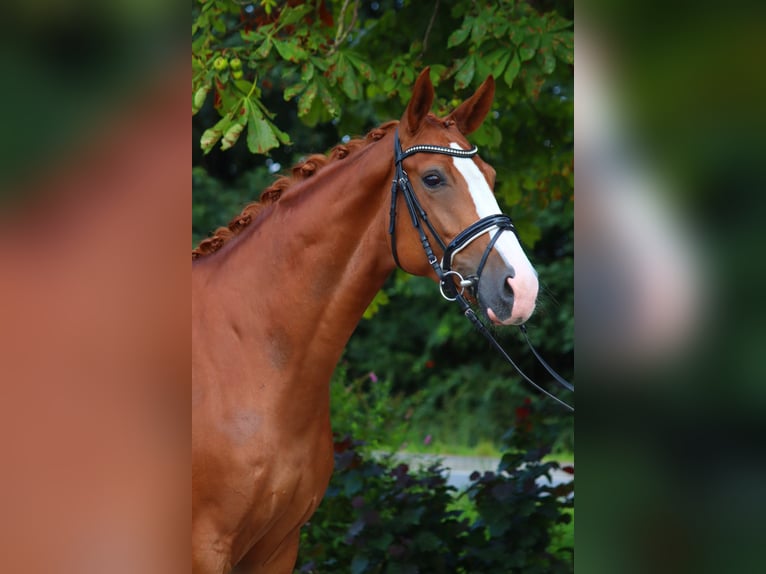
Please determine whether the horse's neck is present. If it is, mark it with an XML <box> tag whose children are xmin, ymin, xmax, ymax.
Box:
<box><xmin>206</xmin><ymin>136</ymin><xmax>396</xmax><ymax>397</ymax></box>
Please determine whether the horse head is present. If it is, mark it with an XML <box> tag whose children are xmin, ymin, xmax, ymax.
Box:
<box><xmin>391</xmin><ymin>68</ymin><xmax>539</xmax><ymax>325</ymax></box>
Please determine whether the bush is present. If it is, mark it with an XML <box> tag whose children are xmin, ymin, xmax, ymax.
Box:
<box><xmin>296</xmin><ymin>401</ymin><xmax>574</xmax><ymax>573</ymax></box>
<box><xmin>329</xmin><ymin>361</ymin><xmax>410</xmax><ymax>453</ymax></box>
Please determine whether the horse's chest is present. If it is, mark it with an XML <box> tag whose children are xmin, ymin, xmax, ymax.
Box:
<box><xmin>201</xmin><ymin>415</ymin><xmax>335</xmax><ymax>553</ymax></box>
<box><xmin>227</xmin><ymin>440</ymin><xmax>331</xmax><ymax>562</ymax></box>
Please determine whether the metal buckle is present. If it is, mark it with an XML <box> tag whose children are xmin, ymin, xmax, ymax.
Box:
<box><xmin>439</xmin><ymin>270</ymin><xmax>468</xmax><ymax>301</ymax></box>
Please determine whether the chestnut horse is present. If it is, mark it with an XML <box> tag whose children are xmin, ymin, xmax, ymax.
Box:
<box><xmin>192</xmin><ymin>68</ymin><xmax>539</xmax><ymax>573</ymax></box>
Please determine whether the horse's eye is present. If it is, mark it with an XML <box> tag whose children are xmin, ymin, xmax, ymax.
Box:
<box><xmin>422</xmin><ymin>173</ymin><xmax>443</xmax><ymax>188</ymax></box>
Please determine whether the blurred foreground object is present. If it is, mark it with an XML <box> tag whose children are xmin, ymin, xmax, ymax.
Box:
<box><xmin>0</xmin><ymin>6</ymin><xmax>188</xmax><ymax>570</ymax></box>
<box><xmin>0</xmin><ymin>0</ymin><xmax>177</xmax><ymax>193</ymax></box>
<box><xmin>576</xmin><ymin>33</ymin><xmax>705</xmax><ymax>375</ymax></box>
<box><xmin>577</xmin><ymin>4</ymin><xmax>766</xmax><ymax>573</ymax></box>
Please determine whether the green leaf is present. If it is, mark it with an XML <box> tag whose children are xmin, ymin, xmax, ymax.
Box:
<box><xmin>553</xmin><ymin>32</ymin><xmax>574</xmax><ymax>64</ymax></box>
<box><xmin>283</xmin><ymin>82</ymin><xmax>306</xmax><ymax>101</ymax></box>
<box><xmin>234</xmin><ymin>79</ymin><xmax>255</xmax><ymax>95</ymax></box>
<box><xmin>508</xmin><ymin>22</ymin><xmax>527</xmax><ymax>47</ymax></box>
<box><xmin>317</xmin><ymin>79</ymin><xmax>339</xmax><ymax>118</ymax></box>
<box><xmin>497</xmin><ymin>179</ymin><xmax>522</xmax><ymax>206</ymax></box>
<box><xmin>345</xmin><ymin>51</ymin><xmax>375</xmax><ymax>82</ymax></box>
<box><xmin>522</xmin><ymin>63</ymin><xmax>546</xmax><ymax>99</ymax></box>
<box><xmin>200</xmin><ymin>111</ymin><xmax>234</xmax><ymax>154</ymax></box>
<box><xmin>519</xmin><ymin>45</ymin><xmax>535</xmax><ymax>62</ymax></box>
<box><xmin>300</xmin><ymin>62</ymin><xmax>315</xmax><ymax>82</ymax></box>
<box><xmin>470</xmin><ymin>13</ymin><xmax>490</xmax><ymax>44</ymax></box>
<box><xmin>276</xmin><ymin>4</ymin><xmax>312</xmax><ymax>28</ymax></box>
<box><xmin>545</xmin><ymin>13</ymin><xmax>573</xmax><ymax>33</ymax></box>
<box><xmin>273</xmin><ymin>38</ymin><xmax>308</xmax><ymax>63</ymax></box>
<box><xmin>447</xmin><ymin>19</ymin><xmax>471</xmax><ymax>48</ymax></box>
<box><xmin>490</xmin><ymin>17</ymin><xmax>509</xmax><ymax>39</ymax></box>
<box><xmin>220</xmin><ymin>117</ymin><xmax>245</xmax><ymax>151</ymax></box>
<box><xmin>485</xmin><ymin>48</ymin><xmax>511</xmax><ymax>78</ymax></box>
<box><xmin>471</xmin><ymin>123</ymin><xmax>502</xmax><ymax>149</ymax></box>
<box><xmin>246</xmin><ymin>104</ymin><xmax>279</xmax><ymax>155</ymax></box>
<box><xmin>515</xmin><ymin>219</ymin><xmax>542</xmax><ymax>248</ymax></box>
<box><xmin>519</xmin><ymin>31</ymin><xmax>540</xmax><ymax>62</ymax></box>
<box><xmin>311</xmin><ymin>55</ymin><xmax>330</xmax><ymax>71</ymax></box>
<box><xmin>363</xmin><ymin>289</ymin><xmax>390</xmax><ymax>319</ymax></box>
<box><xmin>429</xmin><ymin>64</ymin><xmax>447</xmax><ymax>84</ymax></box>
<box><xmin>240</xmin><ymin>29</ymin><xmax>263</xmax><ymax>43</ymax></box>
<box><xmin>341</xmin><ymin>69</ymin><xmax>361</xmax><ymax>100</ymax></box>
<box><xmin>212</xmin><ymin>17</ymin><xmax>226</xmax><ymax>35</ymax></box>
<box><xmin>272</xmin><ymin>122</ymin><xmax>291</xmax><ymax>145</ymax></box>
<box><xmin>192</xmin><ymin>83</ymin><xmax>210</xmax><ymax>115</ymax></box>
<box><xmin>254</xmin><ymin>38</ymin><xmax>272</xmax><ymax>60</ymax></box>
<box><xmin>381</xmin><ymin>69</ymin><xmax>397</xmax><ymax>94</ymax></box>
<box><xmin>475</xmin><ymin>54</ymin><xmax>492</xmax><ymax>83</ymax></box>
<box><xmin>301</xmin><ymin>92</ymin><xmax>331</xmax><ymax>127</ymax></box>
<box><xmin>455</xmin><ymin>55</ymin><xmax>475</xmax><ymax>89</ymax></box>
<box><xmin>503</xmin><ymin>52</ymin><xmax>521</xmax><ymax>87</ymax></box>
<box><xmin>539</xmin><ymin>50</ymin><xmax>556</xmax><ymax>74</ymax></box>
<box><xmin>539</xmin><ymin>31</ymin><xmax>553</xmax><ymax>50</ymax></box>
<box><xmin>297</xmin><ymin>81</ymin><xmax>318</xmax><ymax>117</ymax></box>
<box><xmin>337</xmin><ymin>55</ymin><xmax>361</xmax><ymax>100</ymax></box>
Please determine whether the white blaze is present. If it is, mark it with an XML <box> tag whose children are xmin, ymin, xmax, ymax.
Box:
<box><xmin>449</xmin><ymin>144</ymin><xmax>536</xmax><ymax>276</ymax></box>
<box><xmin>449</xmin><ymin>143</ymin><xmax>538</xmax><ymax>323</ymax></box>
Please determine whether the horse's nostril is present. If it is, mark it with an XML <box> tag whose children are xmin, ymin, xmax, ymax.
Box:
<box><xmin>503</xmin><ymin>276</ymin><xmax>514</xmax><ymax>298</ymax></box>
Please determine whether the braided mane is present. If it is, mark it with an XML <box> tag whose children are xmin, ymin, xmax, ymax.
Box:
<box><xmin>192</xmin><ymin>121</ymin><xmax>397</xmax><ymax>260</ymax></box>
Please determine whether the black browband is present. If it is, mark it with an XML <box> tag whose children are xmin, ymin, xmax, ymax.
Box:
<box><xmin>389</xmin><ymin>129</ymin><xmax>574</xmax><ymax>412</ymax></box>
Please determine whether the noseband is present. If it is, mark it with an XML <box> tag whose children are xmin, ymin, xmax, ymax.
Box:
<box><xmin>389</xmin><ymin>129</ymin><xmax>574</xmax><ymax>412</ymax></box>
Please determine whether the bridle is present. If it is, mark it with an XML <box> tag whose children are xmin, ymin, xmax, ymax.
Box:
<box><xmin>389</xmin><ymin>129</ymin><xmax>574</xmax><ymax>412</ymax></box>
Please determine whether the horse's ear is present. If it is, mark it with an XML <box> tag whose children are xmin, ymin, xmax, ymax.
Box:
<box><xmin>402</xmin><ymin>67</ymin><xmax>434</xmax><ymax>136</ymax></box>
<box><xmin>447</xmin><ymin>75</ymin><xmax>496</xmax><ymax>135</ymax></box>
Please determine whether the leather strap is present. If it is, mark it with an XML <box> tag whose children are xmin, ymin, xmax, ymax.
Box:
<box><xmin>388</xmin><ymin>128</ymin><xmax>574</xmax><ymax>411</ymax></box>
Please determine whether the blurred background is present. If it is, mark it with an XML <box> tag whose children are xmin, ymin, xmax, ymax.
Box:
<box><xmin>0</xmin><ymin>2</ymin><xmax>188</xmax><ymax>573</ymax></box>
<box><xmin>576</xmin><ymin>1</ymin><xmax>766</xmax><ymax>572</ymax></box>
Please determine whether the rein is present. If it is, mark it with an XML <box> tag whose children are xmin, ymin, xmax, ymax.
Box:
<box><xmin>389</xmin><ymin>129</ymin><xmax>574</xmax><ymax>412</ymax></box>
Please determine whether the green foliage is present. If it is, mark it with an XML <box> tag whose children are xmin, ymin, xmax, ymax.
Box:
<box><xmin>192</xmin><ymin>0</ymin><xmax>573</xmax><ymax>178</ymax></box>
<box><xmin>329</xmin><ymin>361</ymin><xmax>409</xmax><ymax>453</ymax></box>
<box><xmin>296</xmin><ymin>402</ymin><xmax>573</xmax><ymax>573</ymax></box>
